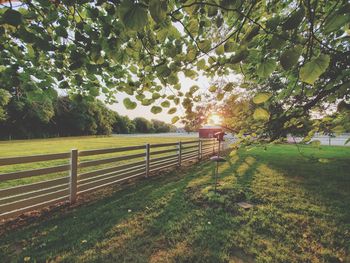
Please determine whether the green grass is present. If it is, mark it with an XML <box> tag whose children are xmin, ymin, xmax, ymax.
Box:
<box><xmin>0</xmin><ymin>144</ymin><xmax>350</xmax><ymax>262</ymax></box>
<box><xmin>0</xmin><ymin>136</ymin><xmax>194</xmax><ymax>157</ymax></box>
<box><xmin>0</xmin><ymin>136</ymin><xmax>194</xmax><ymax>188</ymax></box>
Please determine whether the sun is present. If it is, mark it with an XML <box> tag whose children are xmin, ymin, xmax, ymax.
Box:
<box><xmin>208</xmin><ymin>113</ymin><xmax>222</xmax><ymax>125</ymax></box>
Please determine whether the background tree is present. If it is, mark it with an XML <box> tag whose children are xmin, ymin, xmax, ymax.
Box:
<box><xmin>0</xmin><ymin>95</ymin><xmax>176</xmax><ymax>139</ymax></box>
<box><xmin>151</xmin><ymin>119</ymin><xmax>176</xmax><ymax>133</ymax></box>
<box><xmin>112</xmin><ymin>113</ymin><xmax>135</xmax><ymax>134</ymax></box>
<box><xmin>133</xmin><ymin>117</ymin><xmax>154</xmax><ymax>133</ymax></box>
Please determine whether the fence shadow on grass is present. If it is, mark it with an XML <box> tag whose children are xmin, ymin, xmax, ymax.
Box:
<box><xmin>0</xmin><ymin>162</ymin><xmax>216</xmax><ymax>262</ymax></box>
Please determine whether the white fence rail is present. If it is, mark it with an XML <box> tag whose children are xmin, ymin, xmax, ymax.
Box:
<box><xmin>287</xmin><ymin>133</ymin><xmax>350</xmax><ymax>146</ymax></box>
<box><xmin>0</xmin><ymin>139</ymin><xmax>220</xmax><ymax>220</ymax></box>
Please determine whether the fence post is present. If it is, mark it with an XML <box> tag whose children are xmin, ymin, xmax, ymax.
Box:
<box><xmin>178</xmin><ymin>141</ymin><xmax>182</xmax><ymax>166</ymax></box>
<box><xmin>69</xmin><ymin>149</ymin><xmax>78</xmax><ymax>204</ymax></box>
<box><xmin>212</xmin><ymin>139</ymin><xmax>216</xmax><ymax>155</ymax></box>
<box><xmin>145</xmin><ymin>143</ymin><xmax>150</xmax><ymax>178</ymax></box>
<box><xmin>198</xmin><ymin>140</ymin><xmax>202</xmax><ymax>161</ymax></box>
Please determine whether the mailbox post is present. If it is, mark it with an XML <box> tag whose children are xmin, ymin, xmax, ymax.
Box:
<box><xmin>210</xmin><ymin>131</ymin><xmax>227</xmax><ymax>193</ymax></box>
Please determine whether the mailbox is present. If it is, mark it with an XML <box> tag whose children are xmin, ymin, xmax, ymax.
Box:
<box><xmin>214</xmin><ymin>131</ymin><xmax>225</xmax><ymax>141</ymax></box>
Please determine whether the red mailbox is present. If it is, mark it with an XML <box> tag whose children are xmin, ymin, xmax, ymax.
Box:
<box><xmin>214</xmin><ymin>131</ymin><xmax>225</xmax><ymax>141</ymax></box>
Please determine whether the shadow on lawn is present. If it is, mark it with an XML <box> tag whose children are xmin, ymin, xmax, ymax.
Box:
<box><xmin>0</xmin><ymin>163</ymin><xmax>216</xmax><ymax>262</ymax></box>
<box><xmin>0</xmin><ymin>155</ymin><xmax>259</xmax><ymax>263</ymax></box>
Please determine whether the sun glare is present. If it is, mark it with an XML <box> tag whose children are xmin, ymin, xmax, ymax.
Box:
<box><xmin>208</xmin><ymin>114</ymin><xmax>222</xmax><ymax>125</ymax></box>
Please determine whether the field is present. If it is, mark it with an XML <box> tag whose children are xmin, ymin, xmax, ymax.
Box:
<box><xmin>0</xmin><ymin>136</ymin><xmax>194</xmax><ymax>189</ymax></box>
<box><xmin>0</xmin><ymin>135</ymin><xmax>196</xmax><ymax>157</ymax></box>
<box><xmin>0</xmin><ymin>143</ymin><xmax>349</xmax><ymax>262</ymax></box>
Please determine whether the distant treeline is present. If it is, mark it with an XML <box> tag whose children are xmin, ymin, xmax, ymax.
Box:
<box><xmin>0</xmin><ymin>96</ymin><xmax>176</xmax><ymax>140</ymax></box>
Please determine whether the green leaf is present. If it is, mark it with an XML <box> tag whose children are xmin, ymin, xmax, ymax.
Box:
<box><xmin>224</xmin><ymin>41</ymin><xmax>235</xmax><ymax>52</ymax></box>
<box><xmin>0</xmin><ymin>89</ymin><xmax>10</xmax><ymax>106</ymax></box>
<box><xmin>189</xmin><ymin>85</ymin><xmax>199</xmax><ymax>94</ymax></box>
<box><xmin>300</xmin><ymin>54</ymin><xmax>330</xmax><ymax>85</ymax></box>
<box><xmin>209</xmin><ymin>85</ymin><xmax>217</xmax><ymax>93</ymax></box>
<box><xmin>171</xmin><ymin>116</ymin><xmax>180</xmax><ymax>124</ymax></box>
<box><xmin>168</xmin><ymin>107</ymin><xmax>177</xmax><ymax>114</ymax></box>
<box><xmin>88</xmin><ymin>87</ymin><xmax>99</xmax><ymax>97</ymax></box>
<box><xmin>2</xmin><ymin>9</ymin><xmax>23</xmax><ymax>27</ymax></box>
<box><xmin>167</xmin><ymin>74</ymin><xmax>179</xmax><ymax>85</ymax></box>
<box><xmin>230</xmin><ymin>49</ymin><xmax>249</xmax><ymax>64</ymax></box>
<box><xmin>196</xmin><ymin>59</ymin><xmax>206</xmax><ymax>70</ymax></box>
<box><xmin>142</xmin><ymin>98</ymin><xmax>153</xmax><ymax>106</ymax></box>
<box><xmin>217</xmin><ymin>93</ymin><xmax>224</xmax><ymax>101</ymax></box>
<box><xmin>207</xmin><ymin>5</ymin><xmax>218</xmax><ymax>17</ymax></box>
<box><xmin>187</xmin><ymin>19</ymin><xmax>199</xmax><ymax>36</ymax></box>
<box><xmin>56</xmin><ymin>26</ymin><xmax>68</xmax><ymax>38</ymax></box>
<box><xmin>183</xmin><ymin>0</ymin><xmax>198</xmax><ymax>15</ymax></box>
<box><xmin>118</xmin><ymin>0</ymin><xmax>148</xmax><ymax>31</ymax></box>
<box><xmin>157</xmin><ymin>65</ymin><xmax>171</xmax><ymax>78</ymax></box>
<box><xmin>123</xmin><ymin>98</ymin><xmax>137</xmax><ymax>109</ymax></box>
<box><xmin>149</xmin><ymin>0</ymin><xmax>167</xmax><ymax>23</ymax></box>
<box><xmin>152</xmin><ymin>93</ymin><xmax>161</xmax><ymax>100</ymax></box>
<box><xmin>241</xmin><ymin>25</ymin><xmax>259</xmax><ymax>43</ymax></box>
<box><xmin>324</xmin><ymin>14</ymin><xmax>350</xmax><ymax>34</ymax></box>
<box><xmin>161</xmin><ymin>100</ymin><xmax>170</xmax><ymax>108</ymax></box>
<box><xmin>223</xmin><ymin>83</ymin><xmax>234</xmax><ymax>92</ymax></box>
<box><xmin>183</xmin><ymin>69</ymin><xmax>197</xmax><ymax>79</ymax></box>
<box><xmin>310</xmin><ymin>140</ymin><xmax>321</xmax><ymax>148</ymax></box>
<box><xmin>337</xmin><ymin>100</ymin><xmax>350</xmax><ymax>112</ymax></box>
<box><xmin>186</xmin><ymin>49</ymin><xmax>197</xmax><ymax>61</ymax></box>
<box><xmin>257</xmin><ymin>59</ymin><xmax>276</xmax><ymax>78</ymax></box>
<box><xmin>270</xmin><ymin>35</ymin><xmax>285</xmax><ymax>49</ymax></box>
<box><xmin>253</xmin><ymin>108</ymin><xmax>270</xmax><ymax>121</ymax></box>
<box><xmin>198</xmin><ymin>40</ymin><xmax>211</xmax><ymax>53</ymax></box>
<box><xmin>282</xmin><ymin>7</ymin><xmax>305</xmax><ymax>30</ymax></box>
<box><xmin>253</xmin><ymin>93</ymin><xmax>272</xmax><ymax>104</ymax></box>
<box><xmin>151</xmin><ymin>106</ymin><xmax>162</xmax><ymax>114</ymax></box>
<box><xmin>280</xmin><ymin>46</ymin><xmax>302</xmax><ymax>70</ymax></box>
<box><xmin>215</xmin><ymin>45</ymin><xmax>225</xmax><ymax>55</ymax></box>
<box><xmin>332</xmin><ymin>125</ymin><xmax>345</xmax><ymax>135</ymax></box>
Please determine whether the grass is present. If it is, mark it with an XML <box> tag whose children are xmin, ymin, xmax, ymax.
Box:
<box><xmin>0</xmin><ymin>144</ymin><xmax>350</xmax><ymax>262</ymax></box>
<box><xmin>0</xmin><ymin>136</ymin><xmax>194</xmax><ymax>188</ymax></box>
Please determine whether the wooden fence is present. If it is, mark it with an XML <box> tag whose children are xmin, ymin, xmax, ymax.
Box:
<box><xmin>0</xmin><ymin>139</ymin><xmax>219</xmax><ymax>220</ymax></box>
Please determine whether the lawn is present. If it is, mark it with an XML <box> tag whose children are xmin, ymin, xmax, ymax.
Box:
<box><xmin>0</xmin><ymin>135</ymin><xmax>194</xmax><ymax>157</ymax></box>
<box><xmin>0</xmin><ymin>144</ymin><xmax>349</xmax><ymax>262</ymax></box>
<box><xmin>0</xmin><ymin>136</ymin><xmax>194</xmax><ymax>188</ymax></box>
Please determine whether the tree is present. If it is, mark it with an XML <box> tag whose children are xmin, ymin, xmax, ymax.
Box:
<box><xmin>0</xmin><ymin>89</ymin><xmax>10</xmax><ymax>121</ymax></box>
<box><xmin>134</xmin><ymin>117</ymin><xmax>154</xmax><ymax>133</ymax></box>
<box><xmin>0</xmin><ymin>89</ymin><xmax>56</xmax><ymax>139</ymax></box>
<box><xmin>53</xmin><ymin>96</ymin><xmax>114</xmax><ymax>136</ymax></box>
<box><xmin>112</xmin><ymin>113</ymin><xmax>135</xmax><ymax>134</ymax></box>
<box><xmin>151</xmin><ymin>119</ymin><xmax>176</xmax><ymax>133</ymax></box>
<box><xmin>0</xmin><ymin>1</ymin><xmax>349</xmax><ymax>138</ymax></box>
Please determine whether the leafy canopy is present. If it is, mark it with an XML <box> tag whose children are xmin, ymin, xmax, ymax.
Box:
<box><xmin>0</xmin><ymin>0</ymin><xmax>349</xmax><ymax>129</ymax></box>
